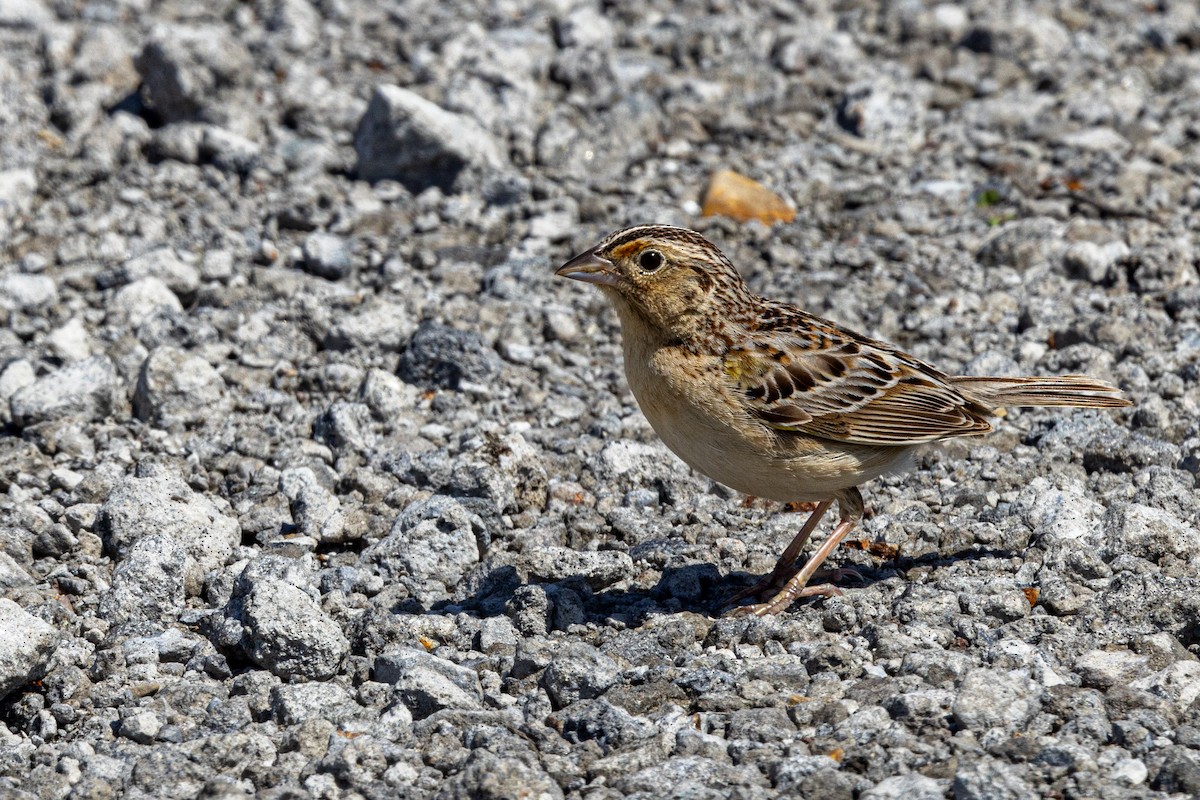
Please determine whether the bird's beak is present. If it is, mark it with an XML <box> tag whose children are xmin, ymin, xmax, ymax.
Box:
<box><xmin>555</xmin><ymin>249</ymin><xmax>619</xmax><ymax>287</ymax></box>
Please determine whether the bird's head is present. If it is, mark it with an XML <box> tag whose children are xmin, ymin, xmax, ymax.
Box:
<box><xmin>556</xmin><ymin>225</ymin><xmax>751</xmax><ymax>342</ymax></box>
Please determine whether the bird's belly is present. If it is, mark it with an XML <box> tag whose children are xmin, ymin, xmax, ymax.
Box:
<box><xmin>627</xmin><ymin>356</ymin><xmax>911</xmax><ymax>502</ymax></box>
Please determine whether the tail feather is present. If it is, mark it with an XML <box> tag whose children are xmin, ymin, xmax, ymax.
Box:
<box><xmin>951</xmin><ymin>375</ymin><xmax>1131</xmax><ymax>409</ymax></box>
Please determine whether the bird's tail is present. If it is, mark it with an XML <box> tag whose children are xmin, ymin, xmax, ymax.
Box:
<box><xmin>951</xmin><ymin>375</ymin><xmax>1131</xmax><ymax>409</ymax></box>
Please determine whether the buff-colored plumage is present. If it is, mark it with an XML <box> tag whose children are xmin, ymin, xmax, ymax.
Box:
<box><xmin>557</xmin><ymin>225</ymin><xmax>1131</xmax><ymax>615</ymax></box>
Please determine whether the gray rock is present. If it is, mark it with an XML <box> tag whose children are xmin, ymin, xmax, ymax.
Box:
<box><xmin>0</xmin><ymin>599</ymin><xmax>60</xmax><ymax>701</ymax></box>
<box><xmin>0</xmin><ymin>359</ymin><xmax>34</xmax><ymax>429</ymax></box>
<box><xmin>1074</xmin><ymin>649</ymin><xmax>1151</xmax><ymax>690</ymax></box>
<box><xmin>97</xmin><ymin>472</ymin><xmax>240</xmax><ymax>594</ymax></box>
<box><xmin>374</xmin><ymin>648</ymin><xmax>483</xmax><ymax>719</ymax></box>
<box><xmin>135</xmin><ymin>25</ymin><xmax>254</xmax><ymax>123</ymax></box>
<box><xmin>302</xmin><ymin>232</ymin><xmax>352</xmax><ymax>280</ymax></box>
<box><xmin>324</xmin><ymin>303</ymin><xmax>417</xmax><ymax>353</ymax></box>
<box><xmin>108</xmin><ymin>276</ymin><xmax>184</xmax><ymax>328</ymax></box>
<box><xmin>354</xmin><ymin>84</ymin><xmax>505</xmax><ymax>190</ymax></box>
<box><xmin>976</xmin><ymin>219</ymin><xmax>1065</xmax><ymax>271</ymax></box>
<box><xmin>44</xmin><ymin>317</ymin><xmax>93</xmax><ymax>362</ymax></box>
<box><xmin>266</xmin><ymin>0</ymin><xmax>321</xmax><ymax>52</ymax></box>
<box><xmin>117</xmin><ymin>709</ymin><xmax>162</xmax><ymax>744</ymax></box>
<box><xmin>9</xmin><ymin>356</ymin><xmax>123</xmax><ymax>427</ymax></box>
<box><xmin>228</xmin><ymin>574</ymin><xmax>348</xmax><ymax>680</ymax></box>
<box><xmin>0</xmin><ymin>359</ymin><xmax>35</xmax><ymax>410</ymax></box>
<box><xmin>953</xmin><ymin>758</ymin><xmax>1036</xmax><ymax>800</ymax></box>
<box><xmin>200</xmin><ymin>125</ymin><xmax>260</xmax><ymax>173</ymax></box>
<box><xmin>279</xmin><ymin>467</ymin><xmax>346</xmax><ymax>544</ymax></box>
<box><xmin>148</xmin><ymin>122</ymin><xmax>205</xmax><ymax>164</ymax></box>
<box><xmin>520</xmin><ymin>546</ymin><xmax>633</xmax><ymax>590</ymax></box>
<box><xmin>1064</xmin><ymin>241</ymin><xmax>1128</xmax><ymax>284</ymax></box>
<box><xmin>772</xmin><ymin>756</ymin><xmax>854</xmax><ymax>797</ymax></box>
<box><xmin>1153</xmin><ymin>747</ymin><xmax>1200</xmax><ymax>795</ymax></box>
<box><xmin>1131</xmin><ymin>661</ymin><xmax>1200</xmax><ymax>713</ymax></box>
<box><xmin>363</xmin><ymin>496</ymin><xmax>486</xmax><ymax>604</ymax></box>
<box><xmin>541</xmin><ymin>642</ymin><xmax>620</xmax><ymax>708</ymax></box>
<box><xmin>0</xmin><ymin>0</ymin><xmax>50</xmax><ymax>28</ymax></box>
<box><xmin>0</xmin><ymin>273</ymin><xmax>56</xmax><ymax>311</ymax></box>
<box><xmin>611</xmin><ymin>755</ymin><xmax>762</xmax><ymax>796</ymax></box>
<box><xmin>398</xmin><ymin>321</ymin><xmax>500</xmax><ymax>392</ymax></box>
<box><xmin>437</xmin><ymin>749</ymin><xmax>564</xmax><ymax>800</ymax></box>
<box><xmin>952</xmin><ymin>669</ymin><xmax>1039</xmax><ymax>732</ymax></box>
<box><xmin>1105</xmin><ymin>503</ymin><xmax>1200</xmax><ymax>566</ymax></box>
<box><xmin>99</xmin><ymin>248</ymin><xmax>200</xmax><ymax>299</ymax></box>
<box><xmin>99</xmin><ymin>534</ymin><xmax>188</xmax><ymax>623</ymax></box>
<box><xmin>0</xmin><ymin>168</ymin><xmax>36</xmax><ymax>239</ymax></box>
<box><xmin>357</xmin><ymin>368</ymin><xmax>417</xmax><ymax>420</ymax></box>
<box><xmin>134</xmin><ymin>346</ymin><xmax>227</xmax><ymax>428</ymax></box>
<box><xmin>312</xmin><ymin>401</ymin><xmax>375</xmax><ymax>454</ymax></box>
<box><xmin>200</xmin><ymin>249</ymin><xmax>234</xmax><ymax>281</ymax></box>
<box><xmin>270</xmin><ymin>682</ymin><xmax>360</xmax><ymax>725</ymax></box>
<box><xmin>0</xmin><ymin>552</ymin><xmax>32</xmax><ymax>590</ymax></box>
<box><xmin>836</xmin><ymin>71</ymin><xmax>930</xmax><ymax>149</ymax></box>
<box><xmin>860</xmin><ymin>774</ymin><xmax>947</xmax><ymax>799</ymax></box>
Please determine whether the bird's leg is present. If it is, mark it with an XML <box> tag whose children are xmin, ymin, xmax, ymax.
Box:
<box><xmin>724</xmin><ymin>499</ymin><xmax>833</xmax><ymax>607</ymax></box>
<box><xmin>732</xmin><ymin>488</ymin><xmax>864</xmax><ymax>616</ymax></box>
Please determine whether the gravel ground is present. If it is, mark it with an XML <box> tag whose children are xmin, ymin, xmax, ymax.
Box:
<box><xmin>1</xmin><ymin>0</ymin><xmax>1199</xmax><ymax>798</ymax></box>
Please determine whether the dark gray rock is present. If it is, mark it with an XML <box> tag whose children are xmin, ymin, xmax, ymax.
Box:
<box><xmin>353</xmin><ymin>84</ymin><xmax>505</xmax><ymax>190</ymax></box>
<box><xmin>397</xmin><ymin>321</ymin><xmax>500</xmax><ymax>392</ymax></box>
<box><xmin>135</xmin><ymin>25</ymin><xmax>254</xmax><ymax>123</ymax></box>
<box><xmin>1153</xmin><ymin>747</ymin><xmax>1200</xmax><ymax>795</ymax></box>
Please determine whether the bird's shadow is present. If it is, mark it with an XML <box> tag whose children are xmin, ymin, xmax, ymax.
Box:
<box><xmin>423</xmin><ymin>544</ymin><xmax>1018</xmax><ymax>627</ymax></box>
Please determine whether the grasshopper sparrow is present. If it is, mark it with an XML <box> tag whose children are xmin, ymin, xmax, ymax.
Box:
<box><xmin>557</xmin><ymin>225</ymin><xmax>1131</xmax><ymax>616</ymax></box>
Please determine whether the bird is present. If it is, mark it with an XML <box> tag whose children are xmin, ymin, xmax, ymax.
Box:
<box><xmin>555</xmin><ymin>224</ymin><xmax>1131</xmax><ymax>615</ymax></box>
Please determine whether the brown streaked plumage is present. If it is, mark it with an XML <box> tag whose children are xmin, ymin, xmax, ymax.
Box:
<box><xmin>556</xmin><ymin>225</ymin><xmax>1131</xmax><ymax>615</ymax></box>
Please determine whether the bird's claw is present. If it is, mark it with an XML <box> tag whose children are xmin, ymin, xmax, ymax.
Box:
<box><xmin>724</xmin><ymin>583</ymin><xmax>844</xmax><ymax>617</ymax></box>
<box><xmin>724</xmin><ymin>565</ymin><xmax>861</xmax><ymax>611</ymax></box>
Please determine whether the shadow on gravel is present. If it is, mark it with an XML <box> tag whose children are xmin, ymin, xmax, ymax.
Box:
<box><xmin>437</xmin><ymin>545</ymin><xmax>1017</xmax><ymax>626</ymax></box>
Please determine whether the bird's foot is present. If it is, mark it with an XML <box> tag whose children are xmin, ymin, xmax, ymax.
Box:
<box><xmin>725</xmin><ymin>583</ymin><xmax>843</xmax><ymax>617</ymax></box>
<box><xmin>723</xmin><ymin>566</ymin><xmax>861</xmax><ymax>615</ymax></box>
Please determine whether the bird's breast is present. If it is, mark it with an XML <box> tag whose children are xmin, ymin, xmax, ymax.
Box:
<box><xmin>619</xmin><ymin>337</ymin><xmax>911</xmax><ymax>502</ymax></box>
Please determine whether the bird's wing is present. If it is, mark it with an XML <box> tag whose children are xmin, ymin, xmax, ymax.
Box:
<box><xmin>723</xmin><ymin>308</ymin><xmax>993</xmax><ymax>445</ymax></box>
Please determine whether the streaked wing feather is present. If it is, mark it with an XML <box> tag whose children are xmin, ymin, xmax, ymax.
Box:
<box><xmin>726</xmin><ymin>308</ymin><xmax>993</xmax><ymax>445</ymax></box>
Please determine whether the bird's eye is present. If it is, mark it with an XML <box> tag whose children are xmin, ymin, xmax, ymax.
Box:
<box><xmin>638</xmin><ymin>249</ymin><xmax>664</xmax><ymax>271</ymax></box>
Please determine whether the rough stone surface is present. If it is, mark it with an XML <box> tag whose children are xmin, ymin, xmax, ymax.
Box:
<box><xmin>9</xmin><ymin>356</ymin><xmax>123</xmax><ymax>427</ymax></box>
<box><xmin>97</xmin><ymin>472</ymin><xmax>240</xmax><ymax>594</ymax></box>
<box><xmin>0</xmin><ymin>599</ymin><xmax>60</xmax><ymax>701</ymax></box>
<box><xmin>225</xmin><ymin>556</ymin><xmax>350</xmax><ymax>680</ymax></box>
<box><xmin>133</xmin><ymin>346</ymin><xmax>227</xmax><ymax>428</ymax></box>
<box><xmin>354</xmin><ymin>84</ymin><xmax>505</xmax><ymax>190</ymax></box>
